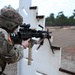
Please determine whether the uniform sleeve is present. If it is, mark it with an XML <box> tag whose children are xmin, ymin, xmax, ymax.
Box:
<box><xmin>13</xmin><ymin>45</ymin><xmax>24</xmax><ymax>62</ymax></box>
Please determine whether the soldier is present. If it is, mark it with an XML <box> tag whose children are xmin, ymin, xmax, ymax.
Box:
<box><xmin>0</xmin><ymin>6</ymin><xmax>29</xmax><ymax>75</ymax></box>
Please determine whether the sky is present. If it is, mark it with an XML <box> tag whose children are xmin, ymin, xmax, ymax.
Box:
<box><xmin>0</xmin><ymin>0</ymin><xmax>75</xmax><ymax>17</ymax></box>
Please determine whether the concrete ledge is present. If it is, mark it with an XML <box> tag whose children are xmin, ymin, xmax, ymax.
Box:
<box><xmin>59</xmin><ymin>68</ymin><xmax>75</xmax><ymax>75</ymax></box>
<box><xmin>36</xmin><ymin>15</ymin><xmax>44</xmax><ymax>19</ymax></box>
<box><xmin>52</xmin><ymin>46</ymin><xmax>60</xmax><ymax>50</ymax></box>
<box><xmin>29</xmin><ymin>6</ymin><xmax>37</xmax><ymax>10</ymax></box>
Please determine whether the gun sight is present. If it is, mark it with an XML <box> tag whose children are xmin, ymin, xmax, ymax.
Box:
<box><xmin>20</xmin><ymin>23</ymin><xmax>30</xmax><ymax>29</ymax></box>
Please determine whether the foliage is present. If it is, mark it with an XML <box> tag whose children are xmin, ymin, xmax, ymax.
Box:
<box><xmin>45</xmin><ymin>10</ymin><xmax>75</xmax><ymax>26</ymax></box>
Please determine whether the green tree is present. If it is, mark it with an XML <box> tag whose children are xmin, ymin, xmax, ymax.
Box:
<box><xmin>45</xmin><ymin>9</ymin><xmax>75</xmax><ymax>26</ymax></box>
<box><xmin>55</xmin><ymin>11</ymin><xmax>68</xmax><ymax>26</ymax></box>
<box><xmin>45</xmin><ymin>13</ymin><xmax>55</xmax><ymax>26</ymax></box>
<box><xmin>68</xmin><ymin>9</ymin><xmax>75</xmax><ymax>26</ymax></box>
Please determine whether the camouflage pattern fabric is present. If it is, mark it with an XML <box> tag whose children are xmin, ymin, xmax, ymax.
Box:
<box><xmin>0</xmin><ymin>6</ymin><xmax>23</xmax><ymax>32</ymax></box>
<box><xmin>0</xmin><ymin>31</ymin><xmax>15</xmax><ymax>63</ymax></box>
<box><xmin>0</xmin><ymin>6</ymin><xmax>23</xmax><ymax>74</ymax></box>
<box><xmin>0</xmin><ymin>28</ymin><xmax>23</xmax><ymax>75</ymax></box>
<box><xmin>0</xmin><ymin>28</ymin><xmax>23</xmax><ymax>63</ymax></box>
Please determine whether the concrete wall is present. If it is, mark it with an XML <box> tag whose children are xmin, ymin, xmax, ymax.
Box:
<box><xmin>18</xmin><ymin>0</ymin><xmax>62</xmax><ymax>75</ymax></box>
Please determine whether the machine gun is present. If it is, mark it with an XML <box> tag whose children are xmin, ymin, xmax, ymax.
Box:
<box><xmin>10</xmin><ymin>23</ymin><xmax>54</xmax><ymax>53</ymax></box>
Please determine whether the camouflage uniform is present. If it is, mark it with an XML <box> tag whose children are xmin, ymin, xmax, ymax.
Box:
<box><xmin>0</xmin><ymin>28</ymin><xmax>24</xmax><ymax>62</ymax></box>
<box><xmin>0</xmin><ymin>6</ymin><xmax>23</xmax><ymax>74</ymax></box>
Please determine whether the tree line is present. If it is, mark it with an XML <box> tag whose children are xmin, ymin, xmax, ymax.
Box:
<box><xmin>45</xmin><ymin>10</ymin><xmax>75</xmax><ymax>26</ymax></box>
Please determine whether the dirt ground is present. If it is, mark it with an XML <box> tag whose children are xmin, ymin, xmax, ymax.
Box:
<box><xmin>50</xmin><ymin>27</ymin><xmax>75</xmax><ymax>74</ymax></box>
<box><xmin>3</xmin><ymin>27</ymin><xmax>75</xmax><ymax>75</ymax></box>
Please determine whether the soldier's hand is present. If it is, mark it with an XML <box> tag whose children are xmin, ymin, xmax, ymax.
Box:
<box><xmin>21</xmin><ymin>39</ymin><xmax>30</xmax><ymax>48</ymax></box>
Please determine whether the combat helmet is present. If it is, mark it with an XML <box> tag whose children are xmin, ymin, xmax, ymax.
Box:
<box><xmin>0</xmin><ymin>6</ymin><xmax>23</xmax><ymax>32</ymax></box>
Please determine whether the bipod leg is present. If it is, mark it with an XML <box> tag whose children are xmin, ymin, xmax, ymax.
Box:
<box><xmin>47</xmin><ymin>38</ymin><xmax>54</xmax><ymax>54</ymax></box>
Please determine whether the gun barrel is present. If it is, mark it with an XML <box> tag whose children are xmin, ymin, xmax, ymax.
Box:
<box><xmin>10</xmin><ymin>23</ymin><xmax>52</xmax><ymax>44</ymax></box>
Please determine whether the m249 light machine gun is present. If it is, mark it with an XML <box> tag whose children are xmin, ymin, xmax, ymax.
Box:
<box><xmin>10</xmin><ymin>23</ymin><xmax>54</xmax><ymax>54</ymax></box>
